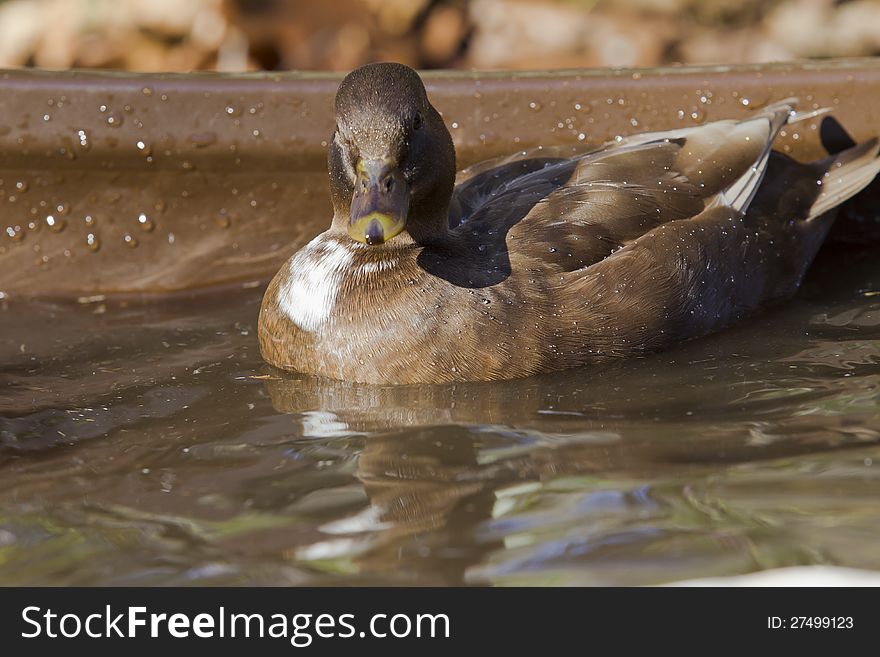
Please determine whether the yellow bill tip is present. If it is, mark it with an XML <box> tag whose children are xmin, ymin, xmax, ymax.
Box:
<box><xmin>347</xmin><ymin>212</ymin><xmax>405</xmax><ymax>245</ymax></box>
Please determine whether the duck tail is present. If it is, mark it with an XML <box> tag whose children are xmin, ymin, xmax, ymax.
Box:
<box><xmin>711</xmin><ymin>99</ymin><xmax>796</xmax><ymax>213</ymax></box>
<box><xmin>808</xmin><ymin>137</ymin><xmax>880</xmax><ymax>220</ymax></box>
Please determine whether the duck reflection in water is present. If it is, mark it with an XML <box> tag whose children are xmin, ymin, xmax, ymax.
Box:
<box><xmin>263</xmin><ymin>326</ymin><xmax>880</xmax><ymax>585</ymax></box>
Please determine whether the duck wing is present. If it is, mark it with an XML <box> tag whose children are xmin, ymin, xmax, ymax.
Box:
<box><xmin>562</xmin><ymin>137</ymin><xmax>880</xmax><ymax>357</ymax></box>
<box><xmin>449</xmin><ymin>144</ymin><xmax>596</xmax><ymax>228</ymax></box>
<box><xmin>453</xmin><ymin>101</ymin><xmax>797</xmax><ymax>272</ymax></box>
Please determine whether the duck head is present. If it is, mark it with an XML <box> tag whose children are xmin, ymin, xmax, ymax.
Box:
<box><xmin>328</xmin><ymin>63</ymin><xmax>456</xmax><ymax>246</ymax></box>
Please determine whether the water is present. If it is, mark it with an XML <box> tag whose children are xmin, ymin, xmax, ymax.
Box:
<box><xmin>1</xmin><ymin>243</ymin><xmax>880</xmax><ymax>585</ymax></box>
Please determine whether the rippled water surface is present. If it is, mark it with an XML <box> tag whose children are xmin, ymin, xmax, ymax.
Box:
<box><xmin>2</xmin><ymin>244</ymin><xmax>880</xmax><ymax>585</ymax></box>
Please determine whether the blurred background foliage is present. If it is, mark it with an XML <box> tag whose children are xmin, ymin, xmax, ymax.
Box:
<box><xmin>0</xmin><ymin>0</ymin><xmax>879</xmax><ymax>72</ymax></box>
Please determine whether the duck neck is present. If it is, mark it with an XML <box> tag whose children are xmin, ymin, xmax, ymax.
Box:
<box><xmin>399</xmin><ymin>163</ymin><xmax>456</xmax><ymax>246</ymax></box>
<box><xmin>401</xmin><ymin>205</ymin><xmax>452</xmax><ymax>247</ymax></box>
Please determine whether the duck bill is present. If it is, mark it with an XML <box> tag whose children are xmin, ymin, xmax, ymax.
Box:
<box><xmin>348</xmin><ymin>158</ymin><xmax>409</xmax><ymax>245</ymax></box>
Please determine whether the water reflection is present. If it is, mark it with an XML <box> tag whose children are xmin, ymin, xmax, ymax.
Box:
<box><xmin>0</xmin><ymin>245</ymin><xmax>879</xmax><ymax>584</ymax></box>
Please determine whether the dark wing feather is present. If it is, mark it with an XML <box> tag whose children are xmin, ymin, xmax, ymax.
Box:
<box><xmin>449</xmin><ymin>101</ymin><xmax>797</xmax><ymax>272</ymax></box>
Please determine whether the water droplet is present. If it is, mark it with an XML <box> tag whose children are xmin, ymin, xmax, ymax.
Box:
<box><xmin>214</xmin><ymin>210</ymin><xmax>231</xmax><ymax>228</ymax></box>
<box><xmin>689</xmin><ymin>106</ymin><xmax>706</xmax><ymax>122</ymax></box>
<box><xmin>137</xmin><ymin>213</ymin><xmax>154</xmax><ymax>231</ymax></box>
<box><xmin>76</xmin><ymin>129</ymin><xmax>90</xmax><ymax>149</ymax></box>
<box><xmin>15</xmin><ymin>181</ymin><xmax>28</xmax><ymax>192</ymax></box>
<box><xmin>5</xmin><ymin>225</ymin><xmax>23</xmax><ymax>241</ymax></box>
<box><xmin>45</xmin><ymin>215</ymin><xmax>66</xmax><ymax>232</ymax></box>
<box><xmin>83</xmin><ymin>214</ymin><xmax>96</xmax><ymax>227</ymax></box>
<box><xmin>136</xmin><ymin>140</ymin><xmax>152</xmax><ymax>156</ymax></box>
<box><xmin>528</xmin><ymin>101</ymin><xmax>542</xmax><ymax>111</ymax></box>
<box><xmin>106</xmin><ymin>112</ymin><xmax>123</xmax><ymax>128</ymax></box>
<box><xmin>142</xmin><ymin>86</ymin><xmax>153</xmax><ymax>96</ymax></box>
<box><xmin>123</xmin><ymin>233</ymin><xmax>138</xmax><ymax>248</ymax></box>
<box><xmin>739</xmin><ymin>92</ymin><xmax>769</xmax><ymax>110</ymax></box>
<box><xmin>99</xmin><ymin>104</ymin><xmax>108</xmax><ymax>113</ymax></box>
<box><xmin>225</xmin><ymin>105</ymin><xmax>242</xmax><ymax>117</ymax></box>
<box><xmin>451</xmin><ymin>121</ymin><xmax>459</xmax><ymax>129</ymax></box>
<box><xmin>86</xmin><ymin>233</ymin><xmax>100</xmax><ymax>251</ymax></box>
<box><xmin>42</xmin><ymin>114</ymin><xmax>51</xmax><ymax>122</ymax></box>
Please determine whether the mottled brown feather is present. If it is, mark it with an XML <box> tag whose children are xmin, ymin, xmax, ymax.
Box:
<box><xmin>259</xmin><ymin>64</ymin><xmax>880</xmax><ymax>384</ymax></box>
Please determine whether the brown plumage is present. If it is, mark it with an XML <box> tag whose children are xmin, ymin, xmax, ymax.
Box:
<box><xmin>259</xmin><ymin>62</ymin><xmax>880</xmax><ymax>384</ymax></box>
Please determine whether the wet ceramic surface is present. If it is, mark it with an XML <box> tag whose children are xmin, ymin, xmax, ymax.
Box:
<box><xmin>3</xmin><ymin>60</ymin><xmax>880</xmax><ymax>296</ymax></box>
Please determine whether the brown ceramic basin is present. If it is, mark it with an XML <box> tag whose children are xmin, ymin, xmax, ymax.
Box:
<box><xmin>2</xmin><ymin>58</ymin><xmax>880</xmax><ymax>297</ymax></box>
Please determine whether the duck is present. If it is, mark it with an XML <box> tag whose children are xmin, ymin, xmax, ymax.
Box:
<box><xmin>259</xmin><ymin>62</ymin><xmax>880</xmax><ymax>385</ymax></box>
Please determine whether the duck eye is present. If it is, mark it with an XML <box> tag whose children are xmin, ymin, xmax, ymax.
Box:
<box><xmin>413</xmin><ymin>111</ymin><xmax>423</xmax><ymax>131</ymax></box>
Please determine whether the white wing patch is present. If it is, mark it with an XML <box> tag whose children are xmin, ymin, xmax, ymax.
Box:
<box><xmin>278</xmin><ymin>236</ymin><xmax>355</xmax><ymax>332</ymax></box>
